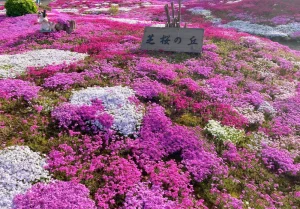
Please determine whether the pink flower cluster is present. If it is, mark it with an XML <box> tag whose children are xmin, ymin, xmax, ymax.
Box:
<box><xmin>13</xmin><ymin>181</ymin><xmax>96</xmax><ymax>209</ymax></box>
<box><xmin>132</xmin><ymin>77</ymin><xmax>167</xmax><ymax>99</ymax></box>
<box><xmin>262</xmin><ymin>145</ymin><xmax>300</xmax><ymax>175</ymax></box>
<box><xmin>43</xmin><ymin>72</ymin><xmax>85</xmax><ymax>90</ymax></box>
<box><xmin>51</xmin><ymin>99</ymin><xmax>113</xmax><ymax>133</ymax></box>
<box><xmin>0</xmin><ymin>79</ymin><xmax>41</xmax><ymax>101</ymax></box>
<box><xmin>130</xmin><ymin>105</ymin><xmax>228</xmax><ymax>182</ymax></box>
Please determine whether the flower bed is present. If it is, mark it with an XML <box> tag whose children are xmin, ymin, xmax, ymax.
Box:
<box><xmin>0</xmin><ymin>49</ymin><xmax>88</xmax><ymax>78</ymax></box>
<box><xmin>0</xmin><ymin>0</ymin><xmax>299</xmax><ymax>208</ymax></box>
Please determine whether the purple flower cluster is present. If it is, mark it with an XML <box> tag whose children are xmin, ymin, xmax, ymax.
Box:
<box><xmin>241</xmin><ymin>91</ymin><xmax>264</xmax><ymax>107</ymax></box>
<box><xmin>134</xmin><ymin>57</ymin><xmax>178</xmax><ymax>81</ymax></box>
<box><xmin>43</xmin><ymin>72</ymin><xmax>85</xmax><ymax>90</ymax></box>
<box><xmin>99</xmin><ymin>60</ymin><xmax>124</xmax><ymax>76</ymax></box>
<box><xmin>124</xmin><ymin>182</ymin><xmax>176</xmax><ymax>209</ymax></box>
<box><xmin>272</xmin><ymin>95</ymin><xmax>300</xmax><ymax>136</ymax></box>
<box><xmin>178</xmin><ymin>78</ymin><xmax>201</xmax><ymax>93</ymax></box>
<box><xmin>13</xmin><ymin>181</ymin><xmax>96</xmax><ymax>209</ymax></box>
<box><xmin>51</xmin><ymin>99</ymin><xmax>113</xmax><ymax>133</ymax></box>
<box><xmin>271</xmin><ymin>15</ymin><xmax>291</xmax><ymax>25</ymax></box>
<box><xmin>132</xmin><ymin>77</ymin><xmax>167</xmax><ymax>99</ymax></box>
<box><xmin>184</xmin><ymin>59</ymin><xmax>213</xmax><ymax>77</ymax></box>
<box><xmin>47</xmin><ymin>140</ymin><xmax>142</xmax><ymax>208</ymax></box>
<box><xmin>203</xmin><ymin>76</ymin><xmax>235</xmax><ymax>102</ymax></box>
<box><xmin>222</xmin><ymin>142</ymin><xmax>242</xmax><ymax>163</ymax></box>
<box><xmin>95</xmin><ymin>156</ymin><xmax>141</xmax><ymax>208</ymax></box>
<box><xmin>146</xmin><ymin>160</ymin><xmax>205</xmax><ymax>208</ymax></box>
<box><xmin>261</xmin><ymin>145</ymin><xmax>300</xmax><ymax>175</ymax></box>
<box><xmin>130</xmin><ymin>105</ymin><xmax>227</xmax><ymax>182</ymax></box>
<box><xmin>47</xmin><ymin>135</ymin><xmax>106</xmax><ymax>180</ymax></box>
<box><xmin>0</xmin><ymin>79</ymin><xmax>41</xmax><ymax>101</ymax></box>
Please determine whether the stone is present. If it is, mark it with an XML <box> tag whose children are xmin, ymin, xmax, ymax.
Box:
<box><xmin>141</xmin><ymin>27</ymin><xmax>204</xmax><ymax>53</ymax></box>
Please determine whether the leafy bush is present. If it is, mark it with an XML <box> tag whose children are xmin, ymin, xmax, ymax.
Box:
<box><xmin>5</xmin><ymin>0</ymin><xmax>38</xmax><ymax>17</ymax></box>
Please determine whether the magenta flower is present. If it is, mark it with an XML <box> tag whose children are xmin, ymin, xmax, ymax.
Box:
<box><xmin>0</xmin><ymin>79</ymin><xmax>41</xmax><ymax>101</ymax></box>
<box><xmin>133</xmin><ymin>77</ymin><xmax>167</xmax><ymax>99</ymax></box>
<box><xmin>13</xmin><ymin>181</ymin><xmax>96</xmax><ymax>209</ymax></box>
<box><xmin>261</xmin><ymin>145</ymin><xmax>300</xmax><ymax>175</ymax></box>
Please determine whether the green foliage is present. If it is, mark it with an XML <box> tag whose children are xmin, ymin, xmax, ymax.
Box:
<box><xmin>5</xmin><ymin>0</ymin><xmax>38</xmax><ymax>17</ymax></box>
<box><xmin>0</xmin><ymin>64</ymin><xmax>13</xmax><ymax>71</ymax></box>
<box><xmin>175</xmin><ymin>113</ymin><xmax>202</xmax><ymax>127</ymax></box>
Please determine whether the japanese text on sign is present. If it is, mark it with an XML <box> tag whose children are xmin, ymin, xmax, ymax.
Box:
<box><xmin>141</xmin><ymin>27</ymin><xmax>204</xmax><ymax>53</ymax></box>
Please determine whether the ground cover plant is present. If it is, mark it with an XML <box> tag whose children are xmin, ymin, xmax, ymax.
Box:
<box><xmin>183</xmin><ymin>0</ymin><xmax>300</xmax><ymax>41</ymax></box>
<box><xmin>0</xmin><ymin>0</ymin><xmax>300</xmax><ymax>208</ymax></box>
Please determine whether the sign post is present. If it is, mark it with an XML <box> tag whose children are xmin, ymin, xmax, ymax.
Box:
<box><xmin>141</xmin><ymin>1</ymin><xmax>204</xmax><ymax>53</ymax></box>
<box><xmin>141</xmin><ymin>27</ymin><xmax>204</xmax><ymax>53</ymax></box>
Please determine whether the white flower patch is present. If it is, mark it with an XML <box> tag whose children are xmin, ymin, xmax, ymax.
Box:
<box><xmin>55</xmin><ymin>8</ymin><xmax>79</xmax><ymax>13</ymax></box>
<box><xmin>187</xmin><ymin>8</ymin><xmax>212</xmax><ymax>16</ymax></box>
<box><xmin>235</xmin><ymin>106</ymin><xmax>265</xmax><ymax>124</ymax></box>
<box><xmin>0</xmin><ymin>9</ymin><xmax>6</xmax><ymax>15</ymax></box>
<box><xmin>252</xmin><ymin>132</ymin><xmax>300</xmax><ymax>157</ymax></box>
<box><xmin>84</xmin><ymin>6</ymin><xmax>136</xmax><ymax>14</ymax></box>
<box><xmin>226</xmin><ymin>0</ymin><xmax>243</xmax><ymax>4</ymax></box>
<box><xmin>0</xmin><ymin>146</ymin><xmax>51</xmax><ymax>208</ymax></box>
<box><xmin>104</xmin><ymin>17</ymin><xmax>150</xmax><ymax>25</ymax></box>
<box><xmin>187</xmin><ymin>7</ymin><xmax>221</xmax><ymax>24</ymax></box>
<box><xmin>221</xmin><ymin>21</ymin><xmax>300</xmax><ymax>39</ymax></box>
<box><xmin>251</xmin><ymin>57</ymin><xmax>278</xmax><ymax>80</ymax></box>
<box><xmin>273</xmin><ymin>80</ymin><xmax>298</xmax><ymax>100</ymax></box>
<box><xmin>70</xmin><ymin>86</ymin><xmax>144</xmax><ymax>136</ymax></box>
<box><xmin>258</xmin><ymin>101</ymin><xmax>277</xmax><ymax>118</ymax></box>
<box><xmin>276</xmin><ymin>23</ymin><xmax>300</xmax><ymax>36</ymax></box>
<box><xmin>0</xmin><ymin>49</ymin><xmax>88</xmax><ymax>78</ymax></box>
<box><xmin>221</xmin><ymin>21</ymin><xmax>287</xmax><ymax>38</ymax></box>
<box><xmin>141</xmin><ymin>2</ymin><xmax>152</xmax><ymax>7</ymax></box>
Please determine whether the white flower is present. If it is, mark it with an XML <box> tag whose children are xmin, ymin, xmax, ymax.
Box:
<box><xmin>55</xmin><ymin>8</ymin><xmax>79</xmax><ymax>13</ymax></box>
<box><xmin>70</xmin><ymin>86</ymin><xmax>144</xmax><ymax>136</ymax></box>
<box><xmin>258</xmin><ymin>101</ymin><xmax>277</xmax><ymax>117</ymax></box>
<box><xmin>187</xmin><ymin>8</ymin><xmax>212</xmax><ymax>16</ymax></box>
<box><xmin>187</xmin><ymin>7</ymin><xmax>221</xmax><ymax>24</ymax></box>
<box><xmin>0</xmin><ymin>146</ymin><xmax>51</xmax><ymax>208</ymax></box>
<box><xmin>221</xmin><ymin>21</ymin><xmax>300</xmax><ymax>38</ymax></box>
<box><xmin>236</xmin><ymin>105</ymin><xmax>265</xmax><ymax>124</ymax></box>
<box><xmin>204</xmin><ymin>120</ymin><xmax>245</xmax><ymax>144</ymax></box>
<box><xmin>0</xmin><ymin>49</ymin><xmax>88</xmax><ymax>78</ymax></box>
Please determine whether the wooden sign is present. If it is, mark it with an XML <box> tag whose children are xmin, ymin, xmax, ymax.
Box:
<box><xmin>141</xmin><ymin>27</ymin><xmax>204</xmax><ymax>53</ymax></box>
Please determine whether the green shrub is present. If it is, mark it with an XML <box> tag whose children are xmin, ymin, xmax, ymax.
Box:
<box><xmin>176</xmin><ymin>113</ymin><xmax>202</xmax><ymax>127</ymax></box>
<box><xmin>5</xmin><ymin>0</ymin><xmax>38</xmax><ymax>17</ymax></box>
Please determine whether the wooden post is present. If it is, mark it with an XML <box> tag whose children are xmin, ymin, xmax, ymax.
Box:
<box><xmin>171</xmin><ymin>2</ymin><xmax>175</xmax><ymax>27</ymax></box>
<box><xmin>164</xmin><ymin>4</ymin><xmax>171</xmax><ymax>27</ymax></box>
<box><xmin>178</xmin><ymin>0</ymin><xmax>181</xmax><ymax>27</ymax></box>
<box><xmin>70</xmin><ymin>20</ymin><xmax>76</xmax><ymax>31</ymax></box>
<box><xmin>171</xmin><ymin>2</ymin><xmax>175</xmax><ymax>19</ymax></box>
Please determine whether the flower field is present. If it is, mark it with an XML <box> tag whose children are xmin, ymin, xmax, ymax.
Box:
<box><xmin>0</xmin><ymin>0</ymin><xmax>300</xmax><ymax>208</ymax></box>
